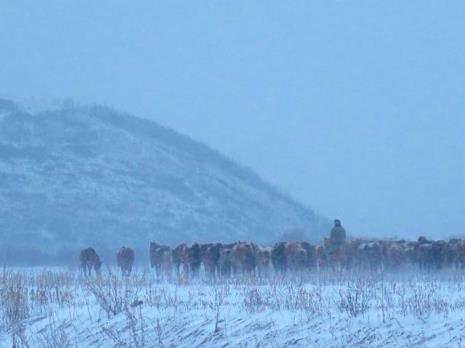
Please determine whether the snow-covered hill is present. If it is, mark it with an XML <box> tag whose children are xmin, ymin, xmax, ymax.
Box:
<box><xmin>0</xmin><ymin>99</ymin><xmax>328</xmax><ymax>264</ymax></box>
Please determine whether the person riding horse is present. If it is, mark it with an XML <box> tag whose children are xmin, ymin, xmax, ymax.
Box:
<box><xmin>326</xmin><ymin>219</ymin><xmax>347</xmax><ymax>253</ymax></box>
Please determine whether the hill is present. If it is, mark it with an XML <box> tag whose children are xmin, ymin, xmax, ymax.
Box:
<box><xmin>0</xmin><ymin>99</ymin><xmax>329</xmax><ymax>264</ymax></box>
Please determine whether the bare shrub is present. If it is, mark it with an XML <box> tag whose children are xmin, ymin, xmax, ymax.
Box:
<box><xmin>101</xmin><ymin>305</ymin><xmax>147</xmax><ymax>348</ymax></box>
<box><xmin>38</xmin><ymin>318</ymin><xmax>76</xmax><ymax>348</ymax></box>
<box><xmin>404</xmin><ymin>281</ymin><xmax>447</xmax><ymax>321</ymax></box>
<box><xmin>125</xmin><ymin>305</ymin><xmax>146</xmax><ymax>348</ymax></box>
<box><xmin>243</xmin><ymin>288</ymin><xmax>266</xmax><ymax>313</ymax></box>
<box><xmin>85</xmin><ymin>275</ymin><xmax>126</xmax><ymax>317</ymax></box>
<box><xmin>210</xmin><ymin>286</ymin><xmax>228</xmax><ymax>333</ymax></box>
<box><xmin>337</xmin><ymin>280</ymin><xmax>370</xmax><ymax>317</ymax></box>
<box><xmin>153</xmin><ymin>318</ymin><xmax>164</xmax><ymax>348</ymax></box>
<box><xmin>1</xmin><ymin>273</ymin><xmax>30</xmax><ymax>347</ymax></box>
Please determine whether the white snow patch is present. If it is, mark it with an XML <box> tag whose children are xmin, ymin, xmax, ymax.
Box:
<box><xmin>2</xmin><ymin>268</ymin><xmax>465</xmax><ymax>347</ymax></box>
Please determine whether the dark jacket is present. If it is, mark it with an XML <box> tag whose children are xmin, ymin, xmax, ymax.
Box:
<box><xmin>330</xmin><ymin>226</ymin><xmax>346</xmax><ymax>244</ymax></box>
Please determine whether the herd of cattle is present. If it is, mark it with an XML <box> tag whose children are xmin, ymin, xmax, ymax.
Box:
<box><xmin>79</xmin><ymin>237</ymin><xmax>465</xmax><ymax>278</ymax></box>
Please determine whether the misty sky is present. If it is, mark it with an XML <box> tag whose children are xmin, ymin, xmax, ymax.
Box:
<box><xmin>1</xmin><ymin>1</ymin><xmax>465</xmax><ymax>239</ymax></box>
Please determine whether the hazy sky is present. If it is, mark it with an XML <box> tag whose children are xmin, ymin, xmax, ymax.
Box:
<box><xmin>1</xmin><ymin>1</ymin><xmax>465</xmax><ymax>239</ymax></box>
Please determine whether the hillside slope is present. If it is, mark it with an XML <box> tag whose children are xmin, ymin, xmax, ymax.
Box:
<box><xmin>0</xmin><ymin>99</ymin><xmax>329</xmax><ymax>263</ymax></box>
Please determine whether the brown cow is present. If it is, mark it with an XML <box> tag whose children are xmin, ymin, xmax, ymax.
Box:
<box><xmin>172</xmin><ymin>243</ymin><xmax>203</xmax><ymax>279</ymax></box>
<box><xmin>173</xmin><ymin>243</ymin><xmax>190</xmax><ymax>279</ymax></box>
<box><xmin>190</xmin><ymin>243</ymin><xmax>202</xmax><ymax>278</ymax></box>
<box><xmin>355</xmin><ymin>240</ymin><xmax>383</xmax><ymax>270</ymax></box>
<box><xmin>284</xmin><ymin>242</ymin><xmax>311</xmax><ymax>271</ymax></box>
<box><xmin>219</xmin><ymin>243</ymin><xmax>235</xmax><ymax>277</ymax></box>
<box><xmin>116</xmin><ymin>246</ymin><xmax>135</xmax><ymax>276</ymax></box>
<box><xmin>414</xmin><ymin>237</ymin><xmax>445</xmax><ymax>270</ymax></box>
<box><xmin>315</xmin><ymin>244</ymin><xmax>328</xmax><ymax>270</ymax></box>
<box><xmin>383</xmin><ymin>241</ymin><xmax>406</xmax><ymax>269</ymax></box>
<box><xmin>201</xmin><ymin>243</ymin><xmax>222</xmax><ymax>278</ymax></box>
<box><xmin>271</xmin><ymin>242</ymin><xmax>287</xmax><ymax>273</ymax></box>
<box><xmin>449</xmin><ymin>239</ymin><xmax>465</xmax><ymax>268</ymax></box>
<box><xmin>80</xmin><ymin>248</ymin><xmax>101</xmax><ymax>277</ymax></box>
<box><xmin>272</xmin><ymin>242</ymin><xmax>315</xmax><ymax>273</ymax></box>
<box><xmin>231</xmin><ymin>241</ymin><xmax>257</xmax><ymax>275</ymax></box>
<box><xmin>149</xmin><ymin>242</ymin><xmax>172</xmax><ymax>279</ymax></box>
<box><xmin>256</xmin><ymin>246</ymin><xmax>272</xmax><ymax>277</ymax></box>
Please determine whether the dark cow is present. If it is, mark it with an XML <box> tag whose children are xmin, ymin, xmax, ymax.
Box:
<box><xmin>302</xmin><ymin>242</ymin><xmax>317</xmax><ymax>269</ymax></box>
<box><xmin>449</xmin><ymin>239</ymin><xmax>465</xmax><ymax>268</ymax></box>
<box><xmin>200</xmin><ymin>243</ymin><xmax>222</xmax><ymax>278</ymax></box>
<box><xmin>441</xmin><ymin>239</ymin><xmax>457</xmax><ymax>268</ymax></box>
<box><xmin>190</xmin><ymin>243</ymin><xmax>202</xmax><ymax>278</ymax></box>
<box><xmin>219</xmin><ymin>243</ymin><xmax>235</xmax><ymax>277</ymax></box>
<box><xmin>383</xmin><ymin>241</ymin><xmax>406</xmax><ymax>269</ymax></box>
<box><xmin>256</xmin><ymin>246</ymin><xmax>272</xmax><ymax>277</ymax></box>
<box><xmin>231</xmin><ymin>241</ymin><xmax>257</xmax><ymax>275</ymax></box>
<box><xmin>172</xmin><ymin>243</ymin><xmax>203</xmax><ymax>279</ymax></box>
<box><xmin>316</xmin><ymin>244</ymin><xmax>328</xmax><ymax>270</ymax></box>
<box><xmin>355</xmin><ymin>240</ymin><xmax>383</xmax><ymax>270</ymax></box>
<box><xmin>141</xmin><ymin>237</ymin><xmax>465</xmax><ymax>277</ymax></box>
<box><xmin>79</xmin><ymin>248</ymin><xmax>101</xmax><ymax>277</ymax></box>
<box><xmin>272</xmin><ymin>242</ymin><xmax>316</xmax><ymax>273</ymax></box>
<box><xmin>271</xmin><ymin>242</ymin><xmax>287</xmax><ymax>273</ymax></box>
<box><xmin>414</xmin><ymin>237</ymin><xmax>445</xmax><ymax>270</ymax></box>
<box><xmin>173</xmin><ymin>243</ymin><xmax>191</xmax><ymax>279</ymax></box>
<box><xmin>149</xmin><ymin>242</ymin><xmax>172</xmax><ymax>279</ymax></box>
<box><xmin>116</xmin><ymin>246</ymin><xmax>135</xmax><ymax>276</ymax></box>
<box><xmin>403</xmin><ymin>241</ymin><xmax>418</xmax><ymax>265</ymax></box>
<box><xmin>284</xmin><ymin>242</ymin><xmax>312</xmax><ymax>271</ymax></box>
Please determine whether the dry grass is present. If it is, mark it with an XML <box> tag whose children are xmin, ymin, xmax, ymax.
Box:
<box><xmin>2</xmin><ymin>267</ymin><xmax>465</xmax><ymax>346</ymax></box>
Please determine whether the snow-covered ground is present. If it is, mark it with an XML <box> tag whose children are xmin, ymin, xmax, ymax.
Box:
<box><xmin>2</xmin><ymin>267</ymin><xmax>465</xmax><ymax>347</ymax></box>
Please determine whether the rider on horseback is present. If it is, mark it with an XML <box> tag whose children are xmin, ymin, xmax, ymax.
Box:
<box><xmin>326</xmin><ymin>219</ymin><xmax>346</xmax><ymax>253</ymax></box>
<box><xmin>330</xmin><ymin>219</ymin><xmax>346</xmax><ymax>244</ymax></box>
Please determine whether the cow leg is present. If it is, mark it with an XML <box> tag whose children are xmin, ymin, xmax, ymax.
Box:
<box><xmin>183</xmin><ymin>262</ymin><xmax>189</xmax><ymax>280</ymax></box>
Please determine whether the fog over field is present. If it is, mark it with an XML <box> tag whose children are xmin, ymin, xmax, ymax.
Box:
<box><xmin>1</xmin><ymin>1</ymin><xmax>465</xmax><ymax>239</ymax></box>
<box><xmin>1</xmin><ymin>1</ymin><xmax>465</xmax><ymax>347</ymax></box>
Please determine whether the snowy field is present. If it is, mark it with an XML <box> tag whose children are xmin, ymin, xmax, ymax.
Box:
<box><xmin>3</xmin><ymin>268</ymin><xmax>465</xmax><ymax>347</ymax></box>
